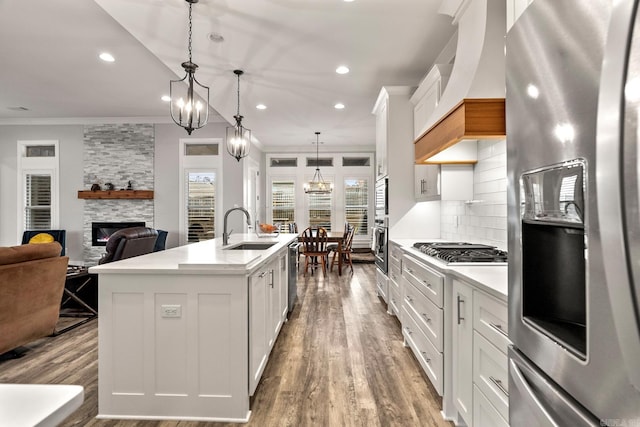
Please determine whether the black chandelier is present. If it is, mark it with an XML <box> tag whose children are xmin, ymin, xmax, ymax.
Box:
<box><xmin>304</xmin><ymin>132</ymin><xmax>332</xmax><ymax>194</ymax></box>
<box><xmin>226</xmin><ymin>69</ymin><xmax>251</xmax><ymax>161</ymax></box>
<box><xmin>170</xmin><ymin>0</ymin><xmax>209</xmax><ymax>135</ymax></box>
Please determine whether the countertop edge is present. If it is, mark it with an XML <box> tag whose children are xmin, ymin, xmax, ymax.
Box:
<box><xmin>390</xmin><ymin>238</ymin><xmax>508</xmax><ymax>301</ymax></box>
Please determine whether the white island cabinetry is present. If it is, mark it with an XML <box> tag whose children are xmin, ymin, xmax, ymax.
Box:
<box><xmin>90</xmin><ymin>234</ymin><xmax>296</xmax><ymax>423</ymax></box>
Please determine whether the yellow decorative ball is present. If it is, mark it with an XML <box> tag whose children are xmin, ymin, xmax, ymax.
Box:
<box><xmin>28</xmin><ymin>233</ymin><xmax>55</xmax><ymax>244</ymax></box>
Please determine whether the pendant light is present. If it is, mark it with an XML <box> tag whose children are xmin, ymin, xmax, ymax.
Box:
<box><xmin>170</xmin><ymin>0</ymin><xmax>209</xmax><ymax>135</ymax></box>
<box><xmin>304</xmin><ymin>132</ymin><xmax>333</xmax><ymax>194</ymax></box>
<box><xmin>226</xmin><ymin>69</ymin><xmax>251</xmax><ymax>161</ymax></box>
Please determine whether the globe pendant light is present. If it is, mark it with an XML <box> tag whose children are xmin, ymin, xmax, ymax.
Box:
<box><xmin>304</xmin><ymin>132</ymin><xmax>333</xmax><ymax>194</ymax></box>
<box><xmin>170</xmin><ymin>0</ymin><xmax>209</xmax><ymax>135</ymax></box>
<box><xmin>226</xmin><ymin>69</ymin><xmax>251</xmax><ymax>161</ymax></box>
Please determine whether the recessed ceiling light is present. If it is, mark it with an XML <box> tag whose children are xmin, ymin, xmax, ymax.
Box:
<box><xmin>334</xmin><ymin>103</ymin><xmax>345</xmax><ymax>109</ymax></box>
<box><xmin>344</xmin><ymin>0</ymin><xmax>355</xmax><ymax>2</ymax></box>
<box><xmin>256</xmin><ymin>104</ymin><xmax>267</xmax><ymax>110</ymax></box>
<box><xmin>99</xmin><ymin>52</ymin><xmax>115</xmax><ymax>62</ymax></box>
<box><xmin>161</xmin><ymin>95</ymin><xmax>171</xmax><ymax>102</ymax></box>
<box><xmin>336</xmin><ymin>65</ymin><xmax>350</xmax><ymax>74</ymax></box>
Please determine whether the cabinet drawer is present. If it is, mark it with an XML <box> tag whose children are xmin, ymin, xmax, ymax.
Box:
<box><xmin>388</xmin><ymin>284</ymin><xmax>400</xmax><ymax>318</ymax></box>
<box><xmin>473</xmin><ymin>331</ymin><xmax>509</xmax><ymax>421</ymax></box>
<box><xmin>389</xmin><ymin>243</ymin><xmax>403</xmax><ymax>269</ymax></box>
<box><xmin>402</xmin><ymin>255</ymin><xmax>443</xmax><ymax>308</ymax></box>
<box><xmin>403</xmin><ymin>279</ymin><xmax>443</xmax><ymax>352</ymax></box>
<box><xmin>389</xmin><ymin>262</ymin><xmax>402</xmax><ymax>291</ymax></box>
<box><xmin>402</xmin><ymin>306</ymin><xmax>444</xmax><ymax>396</ymax></box>
<box><xmin>473</xmin><ymin>385</ymin><xmax>509</xmax><ymax>427</ymax></box>
<box><xmin>473</xmin><ymin>291</ymin><xmax>509</xmax><ymax>354</ymax></box>
<box><xmin>376</xmin><ymin>268</ymin><xmax>388</xmax><ymax>303</ymax></box>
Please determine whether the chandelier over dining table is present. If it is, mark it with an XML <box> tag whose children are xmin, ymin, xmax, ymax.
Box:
<box><xmin>304</xmin><ymin>132</ymin><xmax>333</xmax><ymax>194</ymax></box>
<box><xmin>170</xmin><ymin>0</ymin><xmax>209</xmax><ymax>135</ymax></box>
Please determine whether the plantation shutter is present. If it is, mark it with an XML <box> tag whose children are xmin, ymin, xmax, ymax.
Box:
<box><xmin>24</xmin><ymin>173</ymin><xmax>52</xmax><ymax>229</ymax></box>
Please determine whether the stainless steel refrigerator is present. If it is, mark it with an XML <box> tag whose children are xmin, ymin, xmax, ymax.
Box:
<box><xmin>507</xmin><ymin>0</ymin><xmax>640</xmax><ymax>425</ymax></box>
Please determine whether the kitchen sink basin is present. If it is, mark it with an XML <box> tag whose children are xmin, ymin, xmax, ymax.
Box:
<box><xmin>225</xmin><ymin>242</ymin><xmax>277</xmax><ymax>250</ymax></box>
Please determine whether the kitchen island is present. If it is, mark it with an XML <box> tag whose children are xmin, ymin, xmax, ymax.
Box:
<box><xmin>89</xmin><ymin>233</ymin><xmax>298</xmax><ymax>422</ymax></box>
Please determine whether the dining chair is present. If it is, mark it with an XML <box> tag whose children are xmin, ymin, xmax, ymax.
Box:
<box><xmin>331</xmin><ymin>225</ymin><xmax>356</xmax><ymax>274</ymax></box>
<box><xmin>301</xmin><ymin>227</ymin><xmax>329</xmax><ymax>277</ymax></box>
<box><xmin>327</xmin><ymin>221</ymin><xmax>349</xmax><ymax>255</ymax></box>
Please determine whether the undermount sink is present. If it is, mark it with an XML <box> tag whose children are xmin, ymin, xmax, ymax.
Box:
<box><xmin>225</xmin><ymin>242</ymin><xmax>277</xmax><ymax>250</ymax></box>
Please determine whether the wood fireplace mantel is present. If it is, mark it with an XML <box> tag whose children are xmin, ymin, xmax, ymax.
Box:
<box><xmin>77</xmin><ymin>190</ymin><xmax>154</xmax><ymax>200</ymax></box>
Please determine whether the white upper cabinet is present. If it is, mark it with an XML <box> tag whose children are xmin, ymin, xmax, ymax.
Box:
<box><xmin>411</xmin><ymin>64</ymin><xmax>453</xmax><ymax>140</ymax></box>
<box><xmin>374</xmin><ymin>97</ymin><xmax>388</xmax><ymax>179</ymax></box>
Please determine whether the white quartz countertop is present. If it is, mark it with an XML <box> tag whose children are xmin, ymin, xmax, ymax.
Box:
<box><xmin>390</xmin><ymin>238</ymin><xmax>508</xmax><ymax>301</ymax></box>
<box><xmin>0</xmin><ymin>384</ymin><xmax>84</xmax><ymax>427</ymax></box>
<box><xmin>89</xmin><ymin>233</ymin><xmax>298</xmax><ymax>275</ymax></box>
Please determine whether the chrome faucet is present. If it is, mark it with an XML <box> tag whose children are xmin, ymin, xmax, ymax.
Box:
<box><xmin>223</xmin><ymin>207</ymin><xmax>251</xmax><ymax>246</ymax></box>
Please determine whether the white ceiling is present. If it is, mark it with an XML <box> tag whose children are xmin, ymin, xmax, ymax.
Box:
<box><xmin>0</xmin><ymin>0</ymin><xmax>456</xmax><ymax>148</ymax></box>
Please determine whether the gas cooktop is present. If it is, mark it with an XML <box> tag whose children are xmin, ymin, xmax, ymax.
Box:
<box><xmin>412</xmin><ymin>242</ymin><xmax>508</xmax><ymax>265</ymax></box>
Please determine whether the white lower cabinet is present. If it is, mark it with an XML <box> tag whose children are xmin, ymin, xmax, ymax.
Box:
<box><xmin>402</xmin><ymin>305</ymin><xmax>444</xmax><ymax>395</ymax></box>
<box><xmin>249</xmin><ymin>267</ymin><xmax>269</xmax><ymax>395</ymax></box>
<box><xmin>473</xmin><ymin>385</ymin><xmax>509</xmax><ymax>427</ymax></box>
<box><xmin>388</xmin><ymin>242</ymin><xmax>403</xmax><ymax>317</ymax></box>
<box><xmin>249</xmin><ymin>251</ymin><xmax>288</xmax><ymax>396</ymax></box>
<box><xmin>376</xmin><ymin>267</ymin><xmax>389</xmax><ymax>303</ymax></box>
<box><xmin>452</xmin><ymin>278</ymin><xmax>510</xmax><ymax>427</ymax></box>
<box><xmin>452</xmin><ymin>279</ymin><xmax>474</xmax><ymax>425</ymax></box>
<box><xmin>401</xmin><ymin>254</ymin><xmax>445</xmax><ymax>396</ymax></box>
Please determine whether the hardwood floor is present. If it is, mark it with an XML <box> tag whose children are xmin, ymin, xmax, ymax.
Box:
<box><xmin>0</xmin><ymin>264</ymin><xmax>453</xmax><ymax>427</ymax></box>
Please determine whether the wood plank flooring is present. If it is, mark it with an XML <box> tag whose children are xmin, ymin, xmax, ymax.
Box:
<box><xmin>0</xmin><ymin>264</ymin><xmax>453</xmax><ymax>427</ymax></box>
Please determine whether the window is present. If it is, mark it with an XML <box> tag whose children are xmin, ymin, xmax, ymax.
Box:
<box><xmin>187</xmin><ymin>172</ymin><xmax>216</xmax><ymax>242</ymax></box>
<box><xmin>179</xmin><ymin>139</ymin><xmax>222</xmax><ymax>245</ymax></box>
<box><xmin>344</xmin><ymin>178</ymin><xmax>369</xmax><ymax>236</ymax></box>
<box><xmin>25</xmin><ymin>174</ymin><xmax>52</xmax><ymax>229</ymax></box>
<box><xmin>342</xmin><ymin>157</ymin><xmax>370</xmax><ymax>167</ymax></box>
<box><xmin>308</xmin><ymin>191</ymin><xmax>332</xmax><ymax>231</ymax></box>
<box><xmin>270</xmin><ymin>158</ymin><xmax>297</xmax><ymax>167</ymax></box>
<box><xmin>18</xmin><ymin>141</ymin><xmax>59</xmax><ymax>235</ymax></box>
<box><xmin>272</xmin><ymin>180</ymin><xmax>295</xmax><ymax>229</ymax></box>
<box><xmin>306</xmin><ymin>157</ymin><xmax>333</xmax><ymax>167</ymax></box>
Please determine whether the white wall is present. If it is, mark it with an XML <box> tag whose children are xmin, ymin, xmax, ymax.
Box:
<box><xmin>1</xmin><ymin>121</ymin><xmax>257</xmax><ymax>263</ymax></box>
<box><xmin>0</xmin><ymin>125</ymin><xmax>85</xmax><ymax>263</ymax></box>
<box><xmin>440</xmin><ymin>139</ymin><xmax>507</xmax><ymax>249</ymax></box>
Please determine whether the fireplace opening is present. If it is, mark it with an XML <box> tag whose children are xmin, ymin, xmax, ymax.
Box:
<box><xmin>92</xmin><ymin>221</ymin><xmax>145</xmax><ymax>246</ymax></box>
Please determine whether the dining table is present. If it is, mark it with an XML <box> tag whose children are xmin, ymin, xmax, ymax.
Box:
<box><xmin>297</xmin><ymin>230</ymin><xmax>345</xmax><ymax>276</ymax></box>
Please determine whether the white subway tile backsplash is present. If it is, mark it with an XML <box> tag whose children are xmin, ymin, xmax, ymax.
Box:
<box><xmin>440</xmin><ymin>139</ymin><xmax>508</xmax><ymax>248</ymax></box>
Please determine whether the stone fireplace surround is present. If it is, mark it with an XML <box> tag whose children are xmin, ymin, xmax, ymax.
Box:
<box><xmin>82</xmin><ymin>124</ymin><xmax>154</xmax><ymax>266</ymax></box>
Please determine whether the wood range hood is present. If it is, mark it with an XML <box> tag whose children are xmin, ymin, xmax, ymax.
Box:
<box><xmin>414</xmin><ymin>98</ymin><xmax>505</xmax><ymax>164</ymax></box>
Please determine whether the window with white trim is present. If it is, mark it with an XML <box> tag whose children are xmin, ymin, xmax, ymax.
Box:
<box><xmin>179</xmin><ymin>139</ymin><xmax>222</xmax><ymax>246</ymax></box>
<box><xmin>17</xmin><ymin>141</ymin><xmax>59</xmax><ymax>235</ymax></box>
<box><xmin>344</xmin><ymin>178</ymin><xmax>369</xmax><ymax>236</ymax></box>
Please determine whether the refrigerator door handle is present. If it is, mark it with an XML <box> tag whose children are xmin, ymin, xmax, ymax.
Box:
<box><xmin>509</xmin><ymin>358</ymin><xmax>559</xmax><ymax>427</ymax></box>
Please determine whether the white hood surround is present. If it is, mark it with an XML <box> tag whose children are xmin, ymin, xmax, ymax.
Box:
<box><xmin>426</xmin><ymin>0</ymin><xmax>506</xmax><ymax>134</ymax></box>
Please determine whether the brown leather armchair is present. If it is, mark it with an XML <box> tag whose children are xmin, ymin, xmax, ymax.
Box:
<box><xmin>0</xmin><ymin>242</ymin><xmax>68</xmax><ymax>355</ymax></box>
<box><xmin>98</xmin><ymin>227</ymin><xmax>158</xmax><ymax>265</ymax></box>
